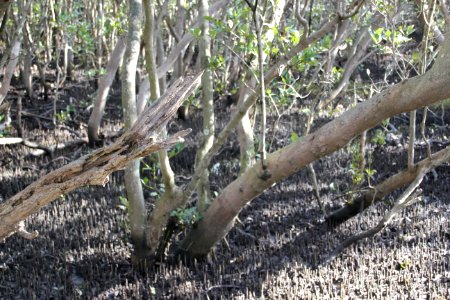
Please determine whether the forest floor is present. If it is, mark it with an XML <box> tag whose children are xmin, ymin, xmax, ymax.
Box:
<box><xmin>0</xmin><ymin>76</ymin><xmax>449</xmax><ymax>299</ymax></box>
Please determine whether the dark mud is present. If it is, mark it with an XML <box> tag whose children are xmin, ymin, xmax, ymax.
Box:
<box><xmin>0</xmin><ymin>84</ymin><xmax>449</xmax><ymax>299</ymax></box>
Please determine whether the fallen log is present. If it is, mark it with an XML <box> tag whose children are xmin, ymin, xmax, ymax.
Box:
<box><xmin>0</xmin><ymin>72</ymin><xmax>201</xmax><ymax>241</ymax></box>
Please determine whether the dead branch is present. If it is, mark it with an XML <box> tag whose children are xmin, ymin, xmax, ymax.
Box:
<box><xmin>0</xmin><ymin>72</ymin><xmax>202</xmax><ymax>241</ymax></box>
<box><xmin>322</xmin><ymin>175</ymin><xmax>424</xmax><ymax>266</ymax></box>
<box><xmin>0</xmin><ymin>137</ymin><xmax>87</xmax><ymax>157</ymax></box>
<box><xmin>322</xmin><ymin>142</ymin><xmax>450</xmax><ymax>264</ymax></box>
<box><xmin>325</xmin><ymin>144</ymin><xmax>450</xmax><ymax>227</ymax></box>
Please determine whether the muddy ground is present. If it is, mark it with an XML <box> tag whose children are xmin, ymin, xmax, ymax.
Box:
<box><xmin>0</xmin><ymin>79</ymin><xmax>449</xmax><ymax>299</ymax></box>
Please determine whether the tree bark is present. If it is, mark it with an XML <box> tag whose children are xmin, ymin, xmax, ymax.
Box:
<box><xmin>179</xmin><ymin>28</ymin><xmax>450</xmax><ymax>258</ymax></box>
<box><xmin>236</xmin><ymin>77</ymin><xmax>256</xmax><ymax>173</ymax></box>
<box><xmin>141</xmin><ymin>0</ymin><xmax>181</xmax><ymax>260</ymax></box>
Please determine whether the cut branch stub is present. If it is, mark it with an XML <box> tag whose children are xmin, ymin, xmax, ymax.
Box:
<box><xmin>0</xmin><ymin>72</ymin><xmax>202</xmax><ymax>241</ymax></box>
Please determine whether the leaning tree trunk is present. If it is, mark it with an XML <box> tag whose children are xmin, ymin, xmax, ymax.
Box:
<box><xmin>176</xmin><ymin>5</ymin><xmax>348</xmax><ymax>221</ymax></box>
<box><xmin>88</xmin><ymin>36</ymin><xmax>126</xmax><ymax>145</ymax></box>
<box><xmin>121</xmin><ymin>0</ymin><xmax>147</xmax><ymax>258</ymax></box>
<box><xmin>179</xmin><ymin>27</ymin><xmax>450</xmax><ymax>258</ymax></box>
<box><xmin>0</xmin><ymin>4</ymin><xmax>27</xmax><ymax>105</ymax></box>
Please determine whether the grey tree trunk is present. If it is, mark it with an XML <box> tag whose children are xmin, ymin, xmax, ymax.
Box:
<box><xmin>195</xmin><ymin>0</ymin><xmax>215</xmax><ymax>213</ymax></box>
<box><xmin>88</xmin><ymin>36</ymin><xmax>126</xmax><ymax>144</ymax></box>
<box><xmin>121</xmin><ymin>0</ymin><xmax>147</xmax><ymax>258</ymax></box>
<box><xmin>0</xmin><ymin>10</ymin><xmax>27</xmax><ymax>105</ymax></box>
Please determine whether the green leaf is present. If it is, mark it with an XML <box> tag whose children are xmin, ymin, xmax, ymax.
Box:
<box><xmin>370</xmin><ymin>27</ymin><xmax>384</xmax><ymax>44</ymax></box>
<box><xmin>289</xmin><ymin>29</ymin><xmax>301</xmax><ymax>45</ymax></box>
<box><xmin>411</xmin><ymin>51</ymin><xmax>420</xmax><ymax>63</ymax></box>
<box><xmin>290</xmin><ymin>132</ymin><xmax>299</xmax><ymax>143</ymax></box>
<box><xmin>385</xmin><ymin>29</ymin><xmax>392</xmax><ymax>39</ymax></box>
<box><xmin>365</xmin><ymin>168</ymin><xmax>377</xmax><ymax>177</ymax></box>
<box><xmin>190</xmin><ymin>27</ymin><xmax>202</xmax><ymax>38</ymax></box>
<box><xmin>118</xmin><ymin>196</ymin><xmax>129</xmax><ymax>209</ymax></box>
<box><xmin>299</xmin><ymin>107</ymin><xmax>311</xmax><ymax>115</ymax></box>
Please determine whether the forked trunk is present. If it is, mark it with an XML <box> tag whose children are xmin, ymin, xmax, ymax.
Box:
<box><xmin>179</xmin><ymin>31</ymin><xmax>450</xmax><ymax>257</ymax></box>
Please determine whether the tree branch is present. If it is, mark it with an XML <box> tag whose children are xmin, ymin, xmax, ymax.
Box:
<box><xmin>326</xmin><ymin>143</ymin><xmax>450</xmax><ymax>226</ymax></box>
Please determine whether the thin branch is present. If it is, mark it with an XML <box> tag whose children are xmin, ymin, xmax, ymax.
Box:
<box><xmin>326</xmin><ymin>143</ymin><xmax>450</xmax><ymax>227</ymax></box>
<box><xmin>295</xmin><ymin>0</ymin><xmax>309</xmax><ymax>41</ymax></box>
<box><xmin>322</xmin><ymin>173</ymin><xmax>424</xmax><ymax>266</ymax></box>
<box><xmin>338</xmin><ymin>0</ymin><xmax>365</xmax><ymax>19</ymax></box>
<box><xmin>246</xmin><ymin>0</ymin><xmax>269</xmax><ymax>170</ymax></box>
<box><xmin>408</xmin><ymin>110</ymin><xmax>416</xmax><ymax>170</ymax></box>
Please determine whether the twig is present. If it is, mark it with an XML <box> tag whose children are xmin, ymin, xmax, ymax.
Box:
<box><xmin>16</xmin><ymin>94</ymin><xmax>23</xmax><ymax>137</ymax></box>
<box><xmin>20</xmin><ymin>110</ymin><xmax>54</xmax><ymax>121</ymax></box>
<box><xmin>308</xmin><ymin>164</ymin><xmax>324</xmax><ymax>213</ymax></box>
<box><xmin>206</xmin><ymin>284</ymin><xmax>240</xmax><ymax>294</ymax></box>
<box><xmin>16</xmin><ymin>221</ymin><xmax>39</xmax><ymax>240</ymax></box>
<box><xmin>420</xmin><ymin>106</ymin><xmax>432</xmax><ymax>158</ymax></box>
<box><xmin>408</xmin><ymin>110</ymin><xmax>416</xmax><ymax>170</ymax></box>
